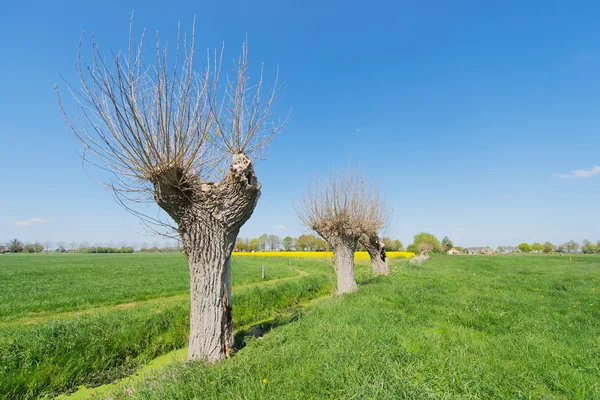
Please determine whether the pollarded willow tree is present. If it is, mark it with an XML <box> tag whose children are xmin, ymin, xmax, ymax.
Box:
<box><xmin>356</xmin><ymin>182</ymin><xmax>390</xmax><ymax>276</ymax></box>
<box><xmin>297</xmin><ymin>167</ymin><xmax>387</xmax><ymax>294</ymax></box>
<box><xmin>57</xmin><ymin>21</ymin><xmax>287</xmax><ymax>362</ymax></box>
<box><xmin>359</xmin><ymin>231</ymin><xmax>389</xmax><ymax>275</ymax></box>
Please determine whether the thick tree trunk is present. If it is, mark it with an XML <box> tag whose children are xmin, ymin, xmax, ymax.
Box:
<box><xmin>152</xmin><ymin>153</ymin><xmax>260</xmax><ymax>362</ymax></box>
<box><xmin>328</xmin><ymin>235</ymin><xmax>358</xmax><ymax>294</ymax></box>
<box><xmin>360</xmin><ymin>233</ymin><xmax>389</xmax><ymax>275</ymax></box>
<box><xmin>186</xmin><ymin>227</ymin><xmax>237</xmax><ymax>361</ymax></box>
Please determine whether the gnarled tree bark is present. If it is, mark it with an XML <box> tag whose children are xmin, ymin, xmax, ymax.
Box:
<box><xmin>359</xmin><ymin>233</ymin><xmax>389</xmax><ymax>275</ymax></box>
<box><xmin>317</xmin><ymin>231</ymin><xmax>358</xmax><ymax>294</ymax></box>
<box><xmin>152</xmin><ymin>153</ymin><xmax>260</xmax><ymax>361</ymax></box>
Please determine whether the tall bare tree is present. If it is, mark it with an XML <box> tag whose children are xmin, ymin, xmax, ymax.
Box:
<box><xmin>57</xmin><ymin>19</ymin><xmax>287</xmax><ymax>362</ymax></box>
<box><xmin>297</xmin><ymin>167</ymin><xmax>384</xmax><ymax>293</ymax></box>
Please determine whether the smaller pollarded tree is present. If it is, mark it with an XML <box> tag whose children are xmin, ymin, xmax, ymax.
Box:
<box><xmin>359</xmin><ymin>233</ymin><xmax>388</xmax><ymax>274</ymax></box>
<box><xmin>297</xmin><ymin>167</ymin><xmax>385</xmax><ymax>293</ymax></box>
<box><xmin>357</xmin><ymin>196</ymin><xmax>389</xmax><ymax>275</ymax></box>
<box><xmin>411</xmin><ymin>232</ymin><xmax>441</xmax><ymax>255</ymax></box>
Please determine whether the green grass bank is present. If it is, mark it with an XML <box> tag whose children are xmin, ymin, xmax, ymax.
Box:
<box><xmin>0</xmin><ymin>255</ymin><xmax>336</xmax><ymax>399</ymax></box>
<box><xmin>103</xmin><ymin>255</ymin><xmax>600</xmax><ymax>399</ymax></box>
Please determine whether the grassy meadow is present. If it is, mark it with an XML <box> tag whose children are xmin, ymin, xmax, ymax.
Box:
<box><xmin>1</xmin><ymin>253</ymin><xmax>599</xmax><ymax>399</ymax></box>
<box><xmin>0</xmin><ymin>253</ymin><xmax>306</xmax><ymax>321</ymax></box>
<box><xmin>0</xmin><ymin>253</ymin><xmax>340</xmax><ymax>399</ymax></box>
<box><xmin>107</xmin><ymin>255</ymin><xmax>598</xmax><ymax>399</ymax></box>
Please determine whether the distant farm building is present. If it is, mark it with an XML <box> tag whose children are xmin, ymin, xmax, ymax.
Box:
<box><xmin>447</xmin><ymin>248</ymin><xmax>461</xmax><ymax>255</ymax></box>
<box><xmin>467</xmin><ymin>247</ymin><xmax>494</xmax><ymax>255</ymax></box>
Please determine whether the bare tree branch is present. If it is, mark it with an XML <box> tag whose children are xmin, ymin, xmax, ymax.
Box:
<box><xmin>57</xmin><ymin>19</ymin><xmax>287</xmax><ymax>237</ymax></box>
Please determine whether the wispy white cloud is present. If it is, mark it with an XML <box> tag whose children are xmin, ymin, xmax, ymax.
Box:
<box><xmin>11</xmin><ymin>217</ymin><xmax>48</xmax><ymax>227</ymax></box>
<box><xmin>13</xmin><ymin>221</ymin><xmax>32</xmax><ymax>227</ymax></box>
<box><xmin>556</xmin><ymin>166</ymin><xmax>600</xmax><ymax>179</ymax></box>
<box><xmin>275</xmin><ymin>224</ymin><xmax>287</xmax><ymax>230</ymax></box>
<box><xmin>355</xmin><ymin>128</ymin><xmax>363</xmax><ymax>133</ymax></box>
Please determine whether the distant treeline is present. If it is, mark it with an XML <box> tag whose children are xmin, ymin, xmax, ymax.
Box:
<box><xmin>501</xmin><ymin>240</ymin><xmax>600</xmax><ymax>254</ymax></box>
<box><xmin>234</xmin><ymin>234</ymin><xmax>404</xmax><ymax>252</ymax></box>
<box><xmin>4</xmin><ymin>235</ymin><xmax>597</xmax><ymax>255</ymax></box>
<box><xmin>0</xmin><ymin>239</ymin><xmax>182</xmax><ymax>254</ymax></box>
<box><xmin>73</xmin><ymin>247</ymin><xmax>134</xmax><ymax>254</ymax></box>
<box><xmin>138</xmin><ymin>246</ymin><xmax>183</xmax><ymax>253</ymax></box>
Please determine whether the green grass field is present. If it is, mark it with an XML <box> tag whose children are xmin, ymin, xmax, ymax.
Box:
<box><xmin>0</xmin><ymin>253</ymin><xmax>307</xmax><ymax>320</ymax></box>
<box><xmin>106</xmin><ymin>255</ymin><xmax>598</xmax><ymax>400</ymax></box>
<box><xmin>0</xmin><ymin>254</ymin><xmax>339</xmax><ymax>399</ymax></box>
<box><xmin>1</xmin><ymin>254</ymin><xmax>599</xmax><ymax>399</ymax></box>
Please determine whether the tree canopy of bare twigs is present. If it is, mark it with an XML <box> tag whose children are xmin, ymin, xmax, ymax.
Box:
<box><xmin>297</xmin><ymin>166</ymin><xmax>388</xmax><ymax>292</ymax></box>
<box><xmin>57</xmin><ymin>18</ymin><xmax>287</xmax><ymax>235</ymax></box>
<box><xmin>57</xmin><ymin>17</ymin><xmax>288</xmax><ymax>362</ymax></box>
<box><xmin>297</xmin><ymin>167</ymin><xmax>385</xmax><ymax>239</ymax></box>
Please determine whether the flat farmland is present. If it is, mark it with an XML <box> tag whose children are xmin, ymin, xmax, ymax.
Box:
<box><xmin>0</xmin><ymin>253</ymin><xmax>340</xmax><ymax>399</ymax></box>
<box><xmin>116</xmin><ymin>255</ymin><xmax>600</xmax><ymax>400</ymax></box>
<box><xmin>0</xmin><ymin>253</ymin><xmax>315</xmax><ymax>320</ymax></box>
<box><xmin>1</xmin><ymin>254</ymin><xmax>599</xmax><ymax>399</ymax></box>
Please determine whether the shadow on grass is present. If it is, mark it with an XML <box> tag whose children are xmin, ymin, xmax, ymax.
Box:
<box><xmin>234</xmin><ymin>311</ymin><xmax>302</xmax><ymax>351</ymax></box>
<box><xmin>357</xmin><ymin>274</ymin><xmax>381</xmax><ymax>286</ymax></box>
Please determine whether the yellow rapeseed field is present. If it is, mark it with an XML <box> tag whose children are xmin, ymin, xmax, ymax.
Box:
<box><xmin>232</xmin><ymin>251</ymin><xmax>415</xmax><ymax>259</ymax></box>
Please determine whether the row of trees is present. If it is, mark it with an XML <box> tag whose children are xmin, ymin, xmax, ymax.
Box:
<box><xmin>2</xmin><ymin>236</ymin><xmax>405</xmax><ymax>254</ymax></box>
<box><xmin>76</xmin><ymin>247</ymin><xmax>134</xmax><ymax>254</ymax></box>
<box><xmin>402</xmin><ymin>235</ymin><xmax>600</xmax><ymax>256</ymax></box>
<box><xmin>0</xmin><ymin>239</ymin><xmax>180</xmax><ymax>254</ymax></box>
<box><xmin>234</xmin><ymin>234</ymin><xmax>404</xmax><ymax>252</ymax></box>
<box><xmin>510</xmin><ymin>240</ymin><xmax>600</xmax><ymax>254</ymax></box>
<box><xmin>297</xmin><ymin>167</ymin><xmax>391</xmax><ymax>292</ymax></box>
<box><xmin>1</xmin><ymin>239</ymin><xmax>48</xmax><ymax>253</ymax></box>
<box><xmin>56</xmin><ymin>22</ymin><xmax>394</xmax><ymax>363</ymax></box>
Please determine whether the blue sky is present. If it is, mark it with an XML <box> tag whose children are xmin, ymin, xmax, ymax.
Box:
<box><xmin>1</xmin><ymin>0</ymin><xmax>599</xmax><ymax>248</ymax></box>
